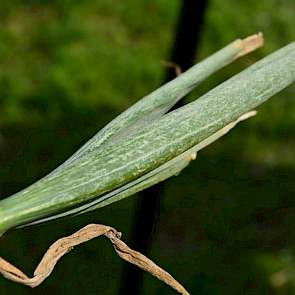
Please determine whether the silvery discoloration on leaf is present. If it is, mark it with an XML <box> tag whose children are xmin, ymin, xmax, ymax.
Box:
<box><xmin>47</xmin><ymin>34</ymin><xmax>263</xmax><ymax>173</ymax></box>
<box><xmin>24</xmin><ymin>111</ymin><xmax>257</xmax><ymax>226</ymax></box>
<box><xmin>0</xmin><ymin>39</ymin><xmax>294</xmax><ymax>235</ymax></box>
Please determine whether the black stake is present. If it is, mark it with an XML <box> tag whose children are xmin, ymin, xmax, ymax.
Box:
<box><xmin>119</xmin><ymin>1</ymin><xmax>209</xmax><ymax>294</ymax></box>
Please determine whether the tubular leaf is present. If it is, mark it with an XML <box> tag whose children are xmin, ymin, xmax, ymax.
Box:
<box><xmin>0</xmin><ymin>39</ymin><xmax>294</xmax><ymax>235</ymax></box>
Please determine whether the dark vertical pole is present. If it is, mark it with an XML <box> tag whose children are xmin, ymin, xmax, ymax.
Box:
<box><xmin>165</xmin><ymin>0</ymin><xmax>209</xmax><ymax>82</ymax></box>
<box><xmin>119</xmin><ymin>1</ymin><xmax>209</xmax><ymax>294</ymax></box>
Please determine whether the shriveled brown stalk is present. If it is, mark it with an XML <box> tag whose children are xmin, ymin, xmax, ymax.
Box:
<box><xmin>0</xmin><ymin>224</ymin><xmax>189</xmax><ymax>294</ymax></box>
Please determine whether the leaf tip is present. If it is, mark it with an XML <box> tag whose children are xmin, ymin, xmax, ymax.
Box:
<box><xmin>238</xmin><ymin>110</ymin><xmax>258</xmax><ymax>122</ymax></box>
<box><xmin>235</xmin><ymin>32</ymin><xmax>264</xmax><ymax>59</ymax></box>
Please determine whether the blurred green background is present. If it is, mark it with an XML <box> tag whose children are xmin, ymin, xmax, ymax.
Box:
<box><xmin>0</xmin><ymin>0</ymin><xmax>295</xmax><ymax>294</ymax></box>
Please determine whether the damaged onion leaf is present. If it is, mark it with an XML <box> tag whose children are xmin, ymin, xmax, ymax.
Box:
<box><xmin>0</xmin><ymin>35</ymin><xmax>294</xmax><ymax>235</ymax></box>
